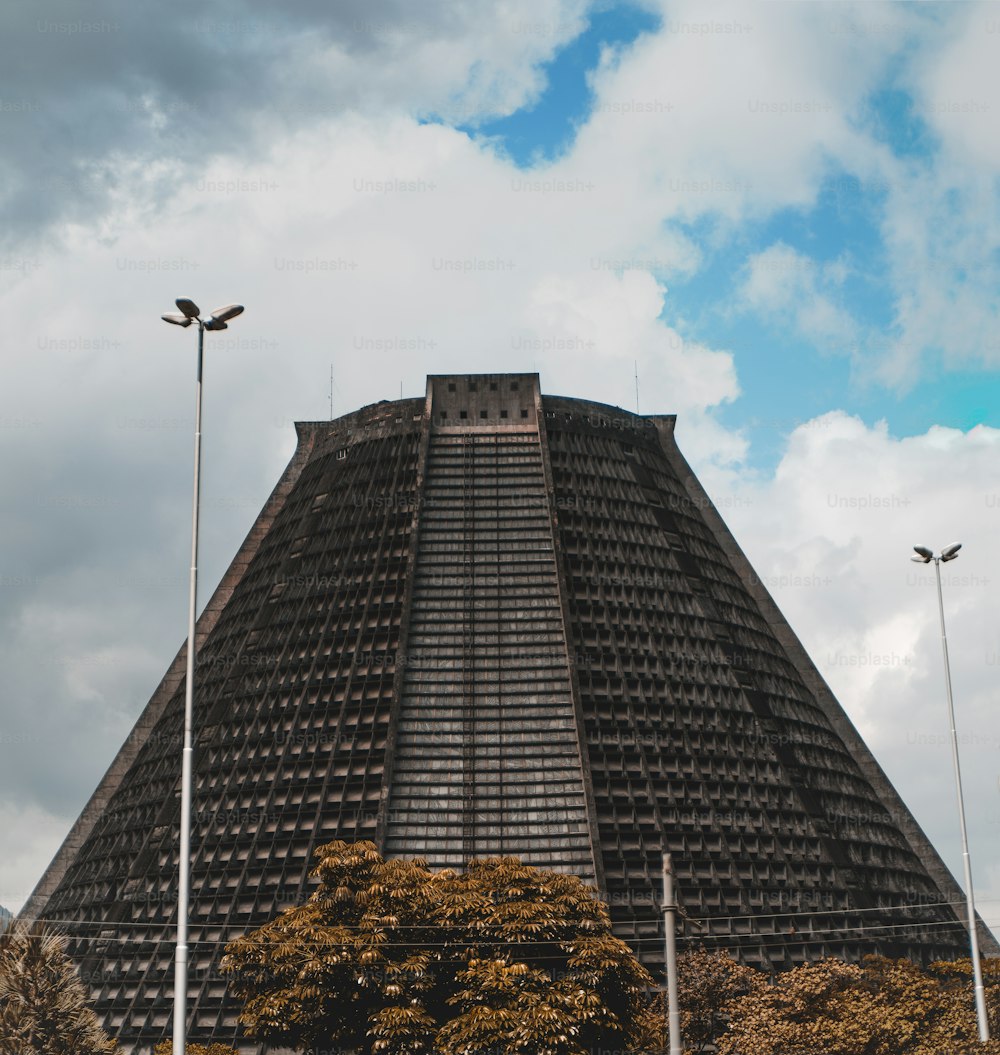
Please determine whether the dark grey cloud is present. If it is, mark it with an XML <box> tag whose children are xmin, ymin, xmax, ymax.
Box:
<box><xmin>0</xmin><ymin>0</ymin><xmax>587</xmax><ymax>249</ymax></box>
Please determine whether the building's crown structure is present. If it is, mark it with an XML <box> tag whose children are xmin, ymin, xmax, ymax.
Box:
<box><xmin>24</xmin><ymin>374</ymin><xmax>996</xmax><ymax>1052</ymax></box>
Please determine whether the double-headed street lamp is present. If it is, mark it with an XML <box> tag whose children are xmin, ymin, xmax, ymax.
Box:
<box><xmin>910</xmin><ymin>542</ymin><xmax>989</xmax><ymax>1043</ymax></box>
<box><xmin>161</xmin><ymin>298</ymin><xmax>244</xmax><ymax>1055</ymax></box>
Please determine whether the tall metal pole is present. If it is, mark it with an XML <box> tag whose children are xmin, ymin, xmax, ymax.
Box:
<box><xmin>662</xmin><ymin>854</ymin><xmax>682</xmax><ymax>1055</ymax></box>
<box><xmin>933</xmin><ymin>558</ymin><xmax>990</xmax><ymax>1042</ymax></box>
<box><xmin>173</xmin><ymin>320</ymin><xmax>204</xmax><ymax>1055</ymax></box>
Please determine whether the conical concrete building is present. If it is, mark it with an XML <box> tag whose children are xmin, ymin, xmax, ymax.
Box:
<box><xmin>24</xmin><ymin>373</ymin><xmax>996</xmax><ymax>1052</ymax></box>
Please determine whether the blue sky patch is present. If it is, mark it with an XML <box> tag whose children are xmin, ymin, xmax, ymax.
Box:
<box><xmin>862</xmin><ymin>85</ymin><xmax>935</xmax><ymax>161</ymax></box>
<box><xmin>421</xmin><ymin>0</ymin><xmax>994</xmax><ymax>473</ymax></box>
<box><xmin>457</xmin><ymin>4</ymin><xmax>660</xmax><ymax>166</ymax></box>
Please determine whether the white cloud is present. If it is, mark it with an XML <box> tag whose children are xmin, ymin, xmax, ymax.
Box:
<box><xmin>872</xmin><ymin>160</ymin><xmax>1000</xmax><ymax>385</ymax></box>
<box><xmin>911</xmin><ymin>4</ymin><xmax>1000</xmax><ymax>170</ymax></box>
<box><xmin>839</xmin><ymin>2</ymin><xmax>1000</xmax><ymax>384</ymax></box>
<box><xmin>570</xmin><ymin>0</ymin><xmax>900</xmax><ymax>221</ymax></box>
<box><xmin>0</xmin><ymin>801</ymin><xmax>72</xmax><ymax>913</ymax></box>
<box><xmin>739</xmin><ymin>242</ymin><xmax>858</xmax><ymax>349</ymax></box>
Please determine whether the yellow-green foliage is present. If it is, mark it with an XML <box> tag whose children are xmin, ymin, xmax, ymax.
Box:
<box><xmin>716</xmin><ymin>954</ymin><xmax>1000</xmax><ymax>1055</ymax></box>
<box><xmin>222</xmin><ymin>840</ymin><xmax>653</xmax><ymax>1055</ymax></box>
<box><xmin>152</xmin><ymin>1044</ymin><xmax>240</xmax><ymax>1055</ymax></box>
<box><xmin>0</xmin><ymin>921</ymin><xmax>118</xmax><ymax>1054</ymax></box>
<box><xmin>221</xmin><ymin>840</ymin><xmax>1000</xmax><ymax>1055</ymax></box>
<box><xmin>634</xmin><ymin>948</ymin><xmax>1000</xmax><ymax>1055</ymax></box>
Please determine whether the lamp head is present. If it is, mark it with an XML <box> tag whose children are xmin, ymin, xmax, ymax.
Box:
<box><xmin>209</xmin><ymin>303</ymin><xmax>244</xmax><ymax>324</ymax></box>
<box><xmin>161</xmin><ymin>313</ymin><xmax>194</xmax><ymax>327</ymax></box>
<box><xmin>941</xmin><ymin>542</ymin><xmax>962</xmax><ymax>562</ymax></box>
<box><xmin>175</xmin><ymin>298</ymin><xmax>201</xmax><ymax>319</ymax></box>
<box><xmin>911</xmin><ymin>546</ymin><xmax>933</xmax><ymax>563</ymax></box>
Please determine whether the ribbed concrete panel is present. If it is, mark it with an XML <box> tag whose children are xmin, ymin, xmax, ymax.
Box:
<box><xmin>541</xmin><ymin>398</ymin><xmax>982</xmax><ymax>971</ymax></box>
<box><xmin>27</xmin><ymin>400</ymin><xmax>426</xmax><ymax>1052</ymax></box>
<box><xmin>384</xmin><ymin>377</ymin><xmax>595</xmax><ymax>879</ymax></box>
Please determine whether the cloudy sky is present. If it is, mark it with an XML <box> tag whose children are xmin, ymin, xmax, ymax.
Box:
<box><xmin>2</xmin><ymin>0</ymin><xmax>999</xmax><ymax>941</ymax></box>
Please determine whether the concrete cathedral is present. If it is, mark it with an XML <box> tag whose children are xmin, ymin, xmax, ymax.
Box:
<box><xmin>24</xmin><ymin>374</ymin><xmax>995</xmax><ymax>1052</ymax></box>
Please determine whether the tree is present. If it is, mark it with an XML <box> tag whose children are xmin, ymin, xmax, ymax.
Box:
<box><xmin>0</xmin><ymin>921</ymin><xmax>118</xmax><ymax>1055</ymax></box>
<box><xmin>153</xmin><ymin>1044</ymin><xmax>240</xmax><ymax>1055</ymax></box>
<box><xmin>717</xmin><ymin>954</ymin><xmax>1000</xmax><ymax>1055</ymax></box>
<box><xmin>629</xmin><ymin>948</ymin><xmax>766</xmax><ymax>1054</ymax></box>
<box><xmin>222</xmin><ymin>840</ymin><xmax>654</xmax><ymax>1055</ymax></box>
<box><xmin>927</xmin><ymin>955</ymin><xmax>1000</xmax><ymax>1039</ymax></box>
<box><xmin>677</xmin><ymin>948</ymin><xmax>764</xmax><ymax>1053</ymax></box>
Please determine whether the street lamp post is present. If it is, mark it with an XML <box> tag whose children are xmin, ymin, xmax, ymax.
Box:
<box><xmin>161</xmin><ymin>298</ymin><xmax>244</xmax><ymax>1055</ymax></box>
<box><xmin>910</xmin><ymin>542</ymin><xmax>990</xmax><ymax>1043</ymax></box>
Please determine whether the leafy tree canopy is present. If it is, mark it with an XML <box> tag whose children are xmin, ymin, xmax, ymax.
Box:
<box><xmin>222</xmin><ymin>842</ymin><xmax>1000</xmax><ymax>1055</ymax></box>
<box><xmin>678</xmin><ymin>948</ymin><xmax>765</xmax><ymax>1053</ymax></box>
<box><xmin>222</xmin><ymin>841</ymin><xmax>653</xmax><ymax>1055</ymax></box>
<box><xmin>153</xmin><ymin>1044</ymin><xmax>240</xmax><ymax>1055</ymax></box>
<box><xmin>717</xmin><ymin>953</ymin><xmax>1000</xmax><ymax>1055</ymax></box>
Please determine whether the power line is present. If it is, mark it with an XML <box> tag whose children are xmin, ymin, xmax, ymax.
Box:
<box><xmin>21</xmin><ymin>894</ymin><xmax>993</xmax><ymax>935</ymax></box>
<box><xmin>652</xmin><ymin>918</ymin><xmax>999</xmax><ymax>948</ymax></box>
<box><xmin>686</xmin><ymin>899</ymin><xmax>974</xmax><ymax>927</ymax></box>
<box><xmin>20</xmin><ymin>914</ymin><xmax>998</xmax><ymax>953</ymax></box>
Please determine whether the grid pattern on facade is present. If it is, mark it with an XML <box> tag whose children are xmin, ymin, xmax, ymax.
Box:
<box><xmin>541</xmin><ymin>400</ymin><xmax>968</xmax><ymax>971</ymax></box>
<box><xmin>38</xmin><ymin>406</ymin><xmax>423</xmax><ymax>1051</ymax></box>
<box><xmin>384</xmin><ymin>419</ymin><xmax>595</xmax><ymax>879</ymax></box>
<box><xmin>26</xmin><ymin>376</ymin><xmax>992</xmax><ymax>1054</ymax></box>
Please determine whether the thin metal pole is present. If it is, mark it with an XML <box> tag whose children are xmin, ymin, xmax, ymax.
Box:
<box><xmin>662</xmin><ymin>854</ymin><xmax>682</xmax><ymax>1055</ymax></box>
<box><xmin>173</xmin><ymin>321</ymin><xmax>204</xmax><ymax>1055</ymax></box>
<box><xmin>933</xmin><ymin>559</ymin><xmax>989</xmax><ymax>1043</ymax></box>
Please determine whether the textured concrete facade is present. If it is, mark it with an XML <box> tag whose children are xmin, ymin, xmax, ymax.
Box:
<box><xmin>24</xmin><ymin>373</ymin><xmax>996</xmax><ymax>1053</ymax></box>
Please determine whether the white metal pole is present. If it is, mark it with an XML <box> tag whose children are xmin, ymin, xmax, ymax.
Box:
<box><xmin>933</xmin><ymin>558</ymin><xmax>990</xmax><ymax>1042</ymax></box>
<box><xmin>173</xmin><ymin>321</ymin><xmax>204</xmax><ymax>1055</ymax></box>
<box><xmin>662</xmin><ymin>854</ymin><xmax>682</xmax><ymax>1055</ymax></box>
